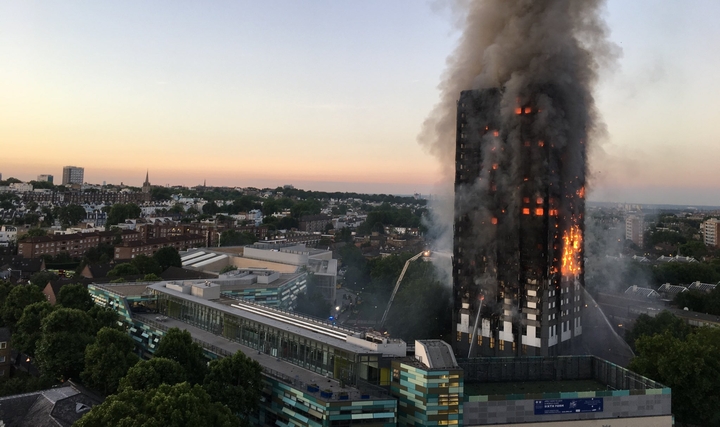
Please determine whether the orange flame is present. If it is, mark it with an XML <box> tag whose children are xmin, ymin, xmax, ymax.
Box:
<box><xmin>561</xmin><ymin>225</ymin><xmax>582</xmax><ymax>277</ymax></box>
<box><xmin>577</xmin><ymin>186</ymin><xmax>585</xmax><ymax>199</ymax></box>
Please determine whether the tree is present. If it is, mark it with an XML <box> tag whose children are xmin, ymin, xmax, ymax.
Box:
<box><xmin>58</xmin><ymin>204</ymin><xmax>86</xmax><ymax>226</ymax></box>
<box><xmin>74</xmin><ymin>382</ymin><xmax>240</xmax><ymax>427</ymax></box>
<box><xmin>1</xmin><ymin>284</ymin><xmax>46</xmax><ymax>329</ymax></box>
<box><xmin>107</xmin><ymin>263</ymin><xmax>141</xmax><ymax>277</ymax></box>
<box><xmin>150</xmin><ymin>186</ymin><xmax>172</xmax><ymax>201</ymax></box>
<box><xmin>624</xmin><ymin>311</ymin><xmax>691</xmax><ymax>350</ymax></box>
<box><xmin>262</xmin><ymin>199</ymin><xmax>279</xmax><ymax>216</ymax></box>
<box><xmin>386</xmin><ymin>260</ymin><xmax>452</xmax><ymax>342</ymax></box>
<box><xmin>168</xmin><ymin>203</ymin><xmax>186</xmax><ymax>215</ymax></box>
<box><xmin>130</xmin><ymin>254</ymin><xmax>162</xmax><ymax>276</ymax></box>
<box><xmin>219</xmin><ymin>230</ymin><xmax>258</xmax><ymax>247</ymax></box>
<box><xmin>202</xmin><ymin>201</ymin><xmax>220</xmax><ymax>215</ymax></box>
<box><xmin>13</xmin><ymin>301</ymin><xmax>54</xmax><ymax>357</ymax></box>
<box><xmin>36</xmin><ymin>308</ymin><xmax>95</xmax><ymax>380</ymax></box>
<box><xmin>290</xmin><ymin>199</ymin><xmax>321</xmax><ymax>218</ymax></box>
<box><xmin>337</xmin><ymin>227</ymin><xmax>353</xmax><ymax>243</ymax></box>
<box><xmin>29</xmin><ymin>270</ymin><xmax>58</xmax><ymax>289</ymax></box>
<box><xmin>106</xmin><ymin>203</ymin><xmax>141</xmax><ymax>228</ymax></box>
<box><xmin>83</xmin><ymin>243</ymin><xmax>115</xmax><ymax>264</ymax></box>
<box><xmin>82</xmin><ymin>327</ymin><xmax>139</xmax><ymax>395</ymax></box>
<box><xmin>88</xmin><ymin>305</ymin><xmax>121</xmax><ymax>333</ymax></box>
<box><xmin>153</xmin><ymin>247</ymin><xmax>182</xmax><ymax>271</ymax></box>
<box><xmin>24</xmin><ymin>228</ymin><xmax>47</xmax><ymax>238</ymax></box>
<box><xmin>119</xmin><ymin>357</ymin><xmax>186</xmax><ymax>392</ymax></box>
<box><xmin>629</xmin><ymin>328</ymin><xmax>720</xmax><ymax>426</ymax></box>
<box><xmin>276</xmin><ymin>216</ymin><xmax>298</xmax><ymax>230</ymax></box>
<box><xmin>56</xmin><ymin>283</ymin><xmax>94</xmax><ymax>311</ymax></box>
<box><xmin>154</xmin><ymin>328</ymin><xmax>208</xmax><ymax>384</ymax></box>
<box><xmin>203</xmin><ymin>351</ymin><xmax>263</xmax><ymax>418</ymax></box>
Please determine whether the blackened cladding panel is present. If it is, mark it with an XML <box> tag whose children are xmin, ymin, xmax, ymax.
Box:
<box><xmin>453</xmin><ymin>87</ymin><xmax>585</xmax><ymax>358</ymax></box>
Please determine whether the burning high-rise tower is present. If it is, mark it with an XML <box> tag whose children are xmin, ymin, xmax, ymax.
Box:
<box><xmin>415</xmin><ymin>0</ymin><xmax>614</xmax><ymax>358</ymax></box>
<box><xmin>452</xmin><ymin>85</ymin><xmax>586</xmax><ymax>357</ymax></box>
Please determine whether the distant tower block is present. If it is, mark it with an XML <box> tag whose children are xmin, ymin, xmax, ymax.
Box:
<box><xmin>62</xmin><ymin>166</ymin><xmax>84</xmax><ymax>185</ymax></box>
<box><xmin>453</xmin><ymin>88</ymin><xmax>585</xmax><ymax>358</ymax></box>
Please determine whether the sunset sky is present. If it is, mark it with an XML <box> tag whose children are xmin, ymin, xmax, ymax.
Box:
<box><xmin>2</xmin><ymin>1</ymin><xmax>719</xmax><ymax>204</ymax></box>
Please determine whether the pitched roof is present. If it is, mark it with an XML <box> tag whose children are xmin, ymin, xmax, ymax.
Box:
<box><xmin>0</xmin><ymin>382</ymin><xmax>102</xmax><ymax>427</ymax></box>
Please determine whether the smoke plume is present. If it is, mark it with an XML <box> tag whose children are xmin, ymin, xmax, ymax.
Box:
<box><xmin>420</xmin><ymin>0</ymin><xmax>619</xmax><ymax>275</ymax></box>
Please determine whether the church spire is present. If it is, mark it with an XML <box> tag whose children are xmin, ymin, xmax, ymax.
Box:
<box><xmin>142</xmin><ymin>170</ymin><xmax>151</xmax><ymax>193</ymax></box>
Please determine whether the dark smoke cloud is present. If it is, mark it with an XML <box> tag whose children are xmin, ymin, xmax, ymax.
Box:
<box><xmin>420</xmin><ymin>0</ymin><xmax>620</xmax><ymax>275</ymax></box>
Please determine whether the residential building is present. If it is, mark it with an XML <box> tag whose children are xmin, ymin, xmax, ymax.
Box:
<box><xmin>62</xmin><ymin>166</ymin><xmax>84</xmax><ymax>185</ymax></box>
<box><xmin>9</xmin><ymin>182</ymin><xmax>33</xmax><ymax>192</ymax></box>
<box><xmin>0</xmin><ymin>225</ymin><xmax>18</xmax><ymax>246</ymax></box>
<box><xmin>299</xmin><ymin>214</ymin><xmax>332</xmax><ymax>232</ymax></box>
<box><xmin>36</xmin><ymin>174</ymin><xmax>53</xmax><ymax>183</ymax></box>
<box><xmin>0</xmin><ymin>255</ymin><xmax>45</xmax><ymax>282</ymax></box>
<box><xmin>625</xmin><ymin>214</ymin><xmax>645</xmax><ymax>247</ymax></box>
<box><xmin>0</xmin><ymin>327</ymin><xmax>11</xmax><ymax>378</ymax></box>
<box><xmin>453</xmin><ymin>88</ymin><xmax>585</xmax><ymax>357</ymax></box>
<box><xmin>113</xmin><ymin>234</ymin><xmax>205</xmax><ymax>260</ymax></box>
<box><xmin>702</xmin><ymin>218</ymin><xmax>720</xmax><ymax>247</ymax></box>
<box><xmin>0</xmin><ymin>381</ymin><xmax>101</xmax><ymax>426</ymax></box>
<box><xmin>18</xmin><ymin>230</ymin><xmax>141</xmax><ymax>258</ymax></box>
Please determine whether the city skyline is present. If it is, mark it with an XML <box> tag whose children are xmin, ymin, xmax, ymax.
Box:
<box><xmin>2</xmin><ymin>1</ymin><xmax>720</xmax><ymax>204</ymax></box>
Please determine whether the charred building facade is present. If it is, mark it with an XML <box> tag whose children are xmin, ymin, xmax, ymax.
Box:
<box><xmin>453</xmin><ymin>88</ymin><xmax>585</xmax><ymax>357</ymax></box>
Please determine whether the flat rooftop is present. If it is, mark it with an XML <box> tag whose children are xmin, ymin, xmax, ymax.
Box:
<box><xmin>465</xmin><ymin>379</ymin><xmax>607</xmax><ymax>397</ymax></box>
<box><xmin>134</xmin><ymin>313</ymin><xmax>388</xmax><ymax>401</ymax></box>
<box><xmin>146</xmin><ymin>282</ymin><xmax>379</xmax><ymax>355</ymax></box>
<box><xmin>216</xmin><ymin>272</ymin><xmax>305</xmax><ymax>290</ymax></box>
<box><xmin>92</xmin><ymin>283</ymin><xmax>154</xmax><ymax>297</ymax></box>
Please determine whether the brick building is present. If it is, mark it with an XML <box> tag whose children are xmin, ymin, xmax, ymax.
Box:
<box><xmin>114</xmin><ymin>234</ymin><xmax>205</xmax><ymax>260</ymax></box>
<box><xmin>298</xmin><ymin>214</ymin><xmax>332</xmax><ymax>232</ymax></box>
<box><xmin>18</xmin><ymin>230</ymin><xmax>141</xmax><ymax>258</ymax></box>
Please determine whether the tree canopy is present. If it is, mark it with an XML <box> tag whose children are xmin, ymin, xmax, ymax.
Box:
<box><xmin>154</xmin><ymin>328</ymin><xmax>208</xmax><ymax>384</ymax></box>
<box><xmin>36</xmin><ymin>308</ymin><xmax>96</xmax><ymax>380</ymax></box>
<box><xmin>153</xmin><ymin>247</ymin><xmax>182</xmax><ymax>271</ymax></box>
<box><xmin>624</xmin><ymin>310</ymin><xmax>691</xmax><ymax>350</ymax></box>
<box><xmin>74</xmin><ymin>382</ymin><xmax>241</xmax><ymax>427</ymax></box>
<box><xmin>106</xmin><ymin>203</ymin><xmax>141</xmax><ymax>228</ymax></box>
<box><xmin>57</xmin><ymin>204</ymin><xmax>87</xmax><ymax>227</ymax></box>
<box><xmin>82</xmin><ymin>327</ymin><xmax>139</xmax><ymax>395</ymax></box>
<box><xmin>119</xmin><ymin>357</ymin><xmax>187</xmax><ymax>393</ymax></box>
<box><xmin>13</xmin><ymin>301</ymin><xmax>54</xmax><ymax>357</ymax></box>
<box><xmin>203</xmin><ymin>351</ymin><xmax>263</xmax><ymax>418</ymax></box>
<box><xmin>219</xmin><ymin>230</ymin><xmax>258</xmax><ymax>247</ymax></box>
<box><xmin>1</xmin><ymin>284</ymin><xmax>46</xmax><ymax>329</ymax></box>
<box><xmin>57</xmin><ymin>283</ymin><xmax>94</xmax><ymax>311</ymax></box>
<box><xmin>630</xmin><ymin>327</ymin><xmax>720</xmax><ymax>426</ymax></box>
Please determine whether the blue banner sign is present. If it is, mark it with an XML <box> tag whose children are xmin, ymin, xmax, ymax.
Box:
<box><xmin>534</xmin><ymin>398</ymin><xmax>603</xmax><ymax>415</ymax></box>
